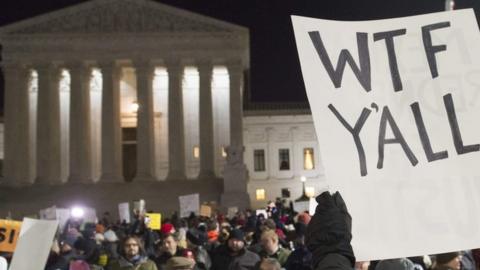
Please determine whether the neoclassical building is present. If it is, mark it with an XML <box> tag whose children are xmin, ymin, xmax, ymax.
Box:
<box><xmin>0</xmin><ymin>0</ymin><xmax>251</xmax><ymax>216</ymax></box>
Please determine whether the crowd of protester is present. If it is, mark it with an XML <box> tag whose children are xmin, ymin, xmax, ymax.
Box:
<box><xmin>1</xmin><ymin>192</ymin><xmax>480</xmax><ymax>270</ymax></box>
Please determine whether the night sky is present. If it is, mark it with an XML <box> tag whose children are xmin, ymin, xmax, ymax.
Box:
<box><xmin>1</xmin><ymin>0</ymin><xmax>479</xmax><ymax>110</ymax></box>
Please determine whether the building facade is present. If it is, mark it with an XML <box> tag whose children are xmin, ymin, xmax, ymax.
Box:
<box><xmin>0</xmin><ymin>0</ymin><xmax>325</xmax><ymax>217</ymax></box>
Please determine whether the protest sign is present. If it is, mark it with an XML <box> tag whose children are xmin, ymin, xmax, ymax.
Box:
<box><xmin>0</xmin><ymin>256</ymin><xmax>7</xmax><ymax>270</ymax></box>
<box><xmin>179</xmin><ymin>194</ymin><xmax>200</xmax><ymax>218</ymax></box>
<box><xmin>83</xmin><ymin>207</ymin><xmax>97</xmax><ymax>224</ymax></box>
<box><xmin>39</xmin><ymin>206</ymin><xmax>56</xmax><ymax>220</ymax></box>
<box><xmin>255</xmin><ymin>209</ymin><xmax>268</xmax><ymax>218</ymax></box>
<box><xmin>0</xmin><ymin>219</ymin><xmax>22</xmax><ymax>252</ymax></box>
<box><xmin>292</xmin><ymin>9</ymin><xmax>480</xmax><ymax>260</ymax></box>
<box><xmin>293</xmin><ymin>201</ymin><xmax>309</xmax><ymax>213</ymax></box>
<box><xmin>200</xmin><ymin>205</ymin><xmax>212</xmax><ymax>217</ymax></box>
<box><xmin>9</xmin><ymin>218</ymin><xmax>58</xmax><ymax>270</ymax></box>
<box><xmin>309</xmin><ymin>197</ymin><xmax>318</xmax><ymax>215</ymax></box>
<box><xmin>145</xmin><ymin>213</ymin><xmax>161</xmax><ymax>230</ymax></box>
<box><xmin>133</xmin><ymin>199</ymin><xmax>146</xmax><ymax>215</ymax></box>
<box><xmin>227</xmin><ymin>207</ymin><xmax>238</xmax><ymax>219</ymax></box>
<box><xmin>55</xmin><ymin>208</ymin><xmax>71</xmax><ymax>231</ymax></box>
<box><xmin>118</xmin><ymin>202</ymin><xmax>131</xmax><ymax>223</ymax></box>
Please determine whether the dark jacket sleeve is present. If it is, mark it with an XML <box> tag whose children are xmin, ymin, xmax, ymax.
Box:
<box><xmin>315</xmin><ymin>254</ymin><xmax>353</xmax><ymax>270</ymax></box>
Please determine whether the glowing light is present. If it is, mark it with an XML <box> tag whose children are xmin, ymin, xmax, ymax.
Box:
<box><xmin>71</xmin><ymin>207</ymin><xmax>85</xmax><ymax>218</ymax></box>
<box><xmin>301</xmin><ymin>176</ymin><xmax>307</xmax><ymax>182</ymax></box>
<box><xmin>130</xmin><ymin>101</ymin><xmax>139</xmax><ymax>113</ymax></box>
<box><xmin>256</xmin><ymin>189</ymin><xmax>266</xmax><ymax>201</ymax></box>
<box><xmin>305</xmin><ymin>187</ymin><xmax>315</xmax><ymax>198</ymax></box>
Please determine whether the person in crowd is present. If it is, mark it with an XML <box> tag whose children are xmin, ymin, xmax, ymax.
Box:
<box><xmin>283</xmin><ymin>222</ymin><xmax>312</xmax><ymax>270</ymax></box>
<box><xmin>211</xmin><ymin>229</ymin><xmax>260</xmax><ymax>270</ymax></box>
<box><xmin>257</xmin><ymin>258</ymin><xmax>281</xmax><ymax>270</ymax></box>
<box><xmin>108</xmin><ymin>235</ymin><xmax>157</xmax><ymax>270</ymax></box>
<box><xmin>165</xmin><ymin>256</ymin><xmax>196</xmax><ymax>270</ymax></box>
<box><xmin>374</xmin><ymin>258</ymin><xmax>415</xmax><ymax>270</ymax></box>
<box><xmin>186</xmin><ymin>228</ymin><xmax>211</xmax><ymax>270</ymax></box>
<box><xmin>154</xmin><ymin>233</ymin><xmax>187</xmax><ymax>270</ymax></box>
<box><xmin>259</xmin><ymin>229</ymin><xmax>291</xmax><ymax>267</ymax></box>
<box><xmin>70</xmin><ymin>237</ymin><xmax>103</xmax><ymax>270</ymax></box>
<box><xmin>306</xmin><ymin>191</ymin><xmax>355</xmax><ymax>270</ymax></box>
<box><xmin>433</xmin><ymin>252</ymin><xmax>462</xmax><ymax>270</ymax></box>
<box><xmin>45</xmin><ymin>234</ymin><xmax>79</xmax><ymax>270</ymax></box>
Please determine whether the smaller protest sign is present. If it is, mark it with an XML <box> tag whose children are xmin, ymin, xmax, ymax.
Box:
<box><xmin>83</xmin><ymin>208</ymin><xmax>97</xmax><ymax>224</ymax></box>
<box><xmin>227</xmin><ymin>207</ymin><xmax>238</xmax><ymax>219</ymax></box>
<box><xmin>293</xmin><ymin>201</ymin><xmax>309</xmax><ymax>213</ymax></box>
<box><xmin>200</xmin><ymin>205</ymin><xmax>212</xmax><ymax>217</ymax></box>
<box><xmin>309</xmin><ymin>197</ymin><xmax>318</xmax><ymax>215</ymax></box>
<box><xmin>9</xmin><ymin>218</ymin><xmax>58</xmax><ymax>270</ymax></box>
<box><xmin>255</xmin><ymin>209</ymin><xmax>268</xmax><ymax>218</ymax></box>
<box><xmin>0</xmin><ymin>219</ymin><xmax>22</xmax><ymax>253</ymax></box>
<box><xmin>145</xmin><ymin>213</ymin><xmax>161</xmax><ymax>230</ymax></box>
<box><xmin>39</xmin><ymin>206</ymin><xmax>56</xmax><ymax>220</ymax></box>
<box><xmin>179</xmin><ymin>194</ymin><xmax>200</xmax><ymax>218</ymax></box>
<box><xmin>55</xmin><ymin>209</ymin><xmax>71</xmax><ymax>231</ymax></box>
<box><xmin>118</xmin><ymin>202</ymin><xmax>131</xmax><ymax>224</ymax></box>
<box><xmin>133</xmin><ymin>199</ymin><xmax>146</xmax><ymax>215</ymax></box>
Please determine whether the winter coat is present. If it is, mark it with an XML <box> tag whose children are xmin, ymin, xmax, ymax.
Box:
<box><xmin>315</xmin><ymin>254</ymin><xmax>353</xmax><ymax>270</ymax></box>
<box><xmin>210</xmin><ymin>245</ymin><xmax>260</xmax><ymax>270</ymax></box>
<box><xmin>284</xmin><ymin>245</ymin><xmax>313</xmax><ymax>270</ymax></box>
<box><xmin>108</xmin><ymin>256</ymin><xmax>157</xmax><ymax>270</ymax></box>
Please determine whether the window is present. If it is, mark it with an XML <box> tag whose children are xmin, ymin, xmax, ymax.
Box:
<box><xmin>256</xmin><ymin>189</ymin><xmax>266</xmax><ymax>200</ymax></box>
<box><xmin>193</xmin><ymin>146</ymin><xmax>200</xmax><ymax>159</ymax></box>
<box><xmin>304</xmin><ymin>148</ymin><xmax>315</xmax><ymax>170</ymax></box>
<box><xmin>278</xmin><ymin>149</ymin><xmax>290</xmax><ymax>170</ymax></box>
<box><xmin>253</xmin><ymin>149</ymin><xmax>266</xmax><ymax>172</ymax></box>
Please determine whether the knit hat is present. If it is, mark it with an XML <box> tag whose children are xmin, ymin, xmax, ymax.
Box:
<box><xmin>375</xmin><ymin>258</ymin><xmax>415</xmax><ymax>270</ymax></box>
<box><xmin>186</xmin><ymin>228</ymin><xmax>207</xmax><ymax>246</ymax></box>
<box><xmin>165</xmin><ymin>256</ymin><xmax>195</xmax><ymax>270</ymax></box>
<box><xmin>161</xmin><ymin>223</ymin><xmax>175</xmax><ymax>235</ymax></box>
<box><xmin>297</xmin><ymin>212</ymin><xmax>311</xmax><ymax>225</ymax></box>
<box><xmin>435</xmin><ymin>252</ymin><xmax>460</xmax><ymax>265</ymax></box>
<box><xmin>228</xmin><ymin>229</ymin><xmax>245</xmax><ymax>242</ymax></box>
<box><xmin>103</xmin><ymin>229</ymin><xmax>118</xmax><ymax>242</ymax></box>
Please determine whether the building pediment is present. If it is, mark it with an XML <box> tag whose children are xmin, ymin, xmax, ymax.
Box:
<box><xmin>0</xmin><ymin>0</ymin><xmax>247</xmax><ymax>35</ymax></box>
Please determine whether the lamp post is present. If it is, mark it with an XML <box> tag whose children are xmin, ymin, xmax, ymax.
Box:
<box><xmin>295</xmin><ymin>176</ymin><xmax>310</xmax><ymax>202</ymax></box>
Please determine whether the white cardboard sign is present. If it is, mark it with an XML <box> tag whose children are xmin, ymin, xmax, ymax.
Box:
<box><xmin>118</xmin><ymin>202</ymin><xmax>131</xmax><ymax>224</ymax></box>
<box><xmin>292</xmin><ymin>9</ymin><xmax>480</xmax><ymax>260</ymax></box>
<box><xmin>179</xmin><ymin>194</ymin><xmax>200</xmax><ymax>218</ymax></box>
<box><xmin>9</xmin><ymin>218</ymin><xmax>59</xmax><ymax>270</ymax></box>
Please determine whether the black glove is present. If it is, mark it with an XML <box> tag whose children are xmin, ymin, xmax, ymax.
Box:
<box><xmin>306</xmin><ymin>191</ymin><xmax>355</xmax><ymax>268</ymax></box>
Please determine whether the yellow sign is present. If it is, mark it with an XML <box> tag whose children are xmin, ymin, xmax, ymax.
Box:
<box><xmin>200</xmin><ymin>205</ymin><xmax>212</xmax><ymax>217</ymax></box>
<box><xmin>0</xmin><ymin>219</ymin><xmax>22</xmax><ymax>252</ymax></box>
<box><xmin>145</xmin><ymin>213</ymin><xmax>161</xmax><ymax>230</ymax></box>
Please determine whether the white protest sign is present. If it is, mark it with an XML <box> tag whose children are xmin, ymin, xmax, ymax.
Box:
<box><xmin>55</xmin><ymin>208</ymin><xmax>71</xmax><ymax>231</ymax></box>
<box><xmin>9</xmin><ymin>218</ymin><xmax>59</xmax><ymax>270</ymax></box>
<box><xmin>83</xmin><ymin>207</ymin><xmax>97</xmax><ymax>224</ymax></box>
<box><xmin>179</xmin><ymin>194</ymin><xmax>200</xmax><ymax>218</ymax></box>
<box><xmin>255</xmin><ymin>209</ymin><xmax>268</xmax><ymax>218</ymax></box>
<box><xmin>227</xmin><ymin>207</ymin><xmax>238</xmax><ymax>219</ymax></box>
<box><xmin>292</xmin><ymin>9</ymin><xmax>480</xmax><ymax>260</ymax></box>
<box><xmin>309</xmin><ymin>197</ymin><xmax>318</xmax><ymax>215</ymax></box>
<box><xmin>118</xmin><ymin>202</ymin><xmax>131</xmax><ymax>223</ymax></box>
<box><xmin>39</xmin><ymin>206</ymin><xmax>56</xmax><ymax>220</ymax></box>
<box><xmin>293</xmin><ymin>201</ymin><xmax>309</xmax><ymax>213</ymax></box>
<box><xmin>0</xmin><ymin>256</ymin><xmax>7</xmax><ymax>270</ymax></box>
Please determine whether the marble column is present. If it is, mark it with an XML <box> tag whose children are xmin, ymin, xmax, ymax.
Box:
<box><xmin>228</xmin><ymin>61</ymin><xmax>244</xmax><ymax>150</ymax></box>
<box><xmin>134</xmin><ymin>60</ymin><xmax>156</xmax><ymax>182</ymax></box>
<box><xmin>166</xmin><ymin>60</ymin><xmax>186</xmax><ymax>180</ymax></box>
<box><xmin>36</xmin><ymin>63</ymin><xmax>62</xmax><ymax>184</ymax></box>
<box><xmin>2</xmin><ymin>62</ymin><xmax>33</xmax><ymax>186</ymax></box>
<box><xmin>68</xmin><ymin>62</ymin><xmax>93</xmax><ymax>183</ymax></box>
<box><xmin>99</xmin><ymin>62</ymin><xmax>124</xmax><ymax>182</ymax></box>
<box><xmin>221</xmin><ymin>60</ymin><xmax>250</xmax><ymax>210</ymax></box>
<box><xmin>197</xmin><ymin>60</ymin><xmax>216</xmax><ymax>179</ymax></box>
